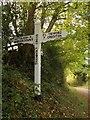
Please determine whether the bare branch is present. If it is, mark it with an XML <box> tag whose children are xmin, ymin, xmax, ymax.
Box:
<box><xmin>56</xmin><ymin>17</ymin><xmax>66</xmax><ymax>20</ymax></box>
<box><xmin>36</xmin><ymin>2</ymin><xmax>54</xmax><ymax>9</ymax></box>
<box><xmin>41</xmin><ymin>3</ymin><xmax>46</xmax><ymax>29</ymax></box>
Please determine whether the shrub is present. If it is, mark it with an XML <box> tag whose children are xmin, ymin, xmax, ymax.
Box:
<box><xmin>42</xmin><ymin>42</ymin><xmax>65</xmax><ymax>86</ymax></box>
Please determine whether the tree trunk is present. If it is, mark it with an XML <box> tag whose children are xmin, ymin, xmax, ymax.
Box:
<box><xmin>24</xmin><ymin>3</ymin><xmax>37</xmax><ymax>35</ymax></box>
<box><xmin>46</xmin><ymin>7</ymin><xmax>58</xmax><ymax>32</ymax></box>
<box><xmin>46</xmin><ymin>15</ymin><xmax>57</xmax><ymax>32</ymax></box>
<box><xmin>41</xmin><ymin>3</ymin><xmax>46</xmax><ymax>29</ymax></box>
<box><xmin>18</xmin><ymin>3</ymin><xmax>37</xmax><ymax>67</ymax></box>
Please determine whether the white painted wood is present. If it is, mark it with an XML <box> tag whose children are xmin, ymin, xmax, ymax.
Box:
<box><xmin>34</xmin><ymin>19</ymin><xmax>42</xmax><ymax>95</ymax></box>
<box><xmin>12</xmin><ymin>35</ymin><xmax>34</xmax><ymax>44</ymax></box>
<box><xmin>42</xmin><ymin>30</ymin><xmax>68</xmax><ymax>43</ymax></box>
<box><xmin>61</xmin><ymin>30</ymin><xmax>68</xmax><ymax>37</ymax></box>
<box><xmin>10</xmin><ymin>19</ymin><xmax>68</xmax><ymax>96</ymax></box>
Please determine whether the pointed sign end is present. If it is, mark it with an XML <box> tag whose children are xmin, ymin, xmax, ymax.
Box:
<box><xmin>62</xmin><ymin>30</ymin><xmax>68</xmax><ymax>37</ymax></box>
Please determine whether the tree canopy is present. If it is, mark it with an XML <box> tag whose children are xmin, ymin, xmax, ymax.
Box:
<box><xmin>2</xmin><ymin>2</ymin><xmax>89</xmax><ymax>84</ymax></box>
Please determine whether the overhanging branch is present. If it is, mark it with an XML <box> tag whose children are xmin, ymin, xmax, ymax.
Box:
<box><xmin>57</xmin><ymin>17</ymin><xmax>66</xmax><ymax>20</ymax></box>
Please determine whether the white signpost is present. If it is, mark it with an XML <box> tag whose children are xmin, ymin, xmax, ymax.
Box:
<box><xmin>11</xmin><ymin>20</ymin><xmax>68</xmax><ymax>96</ymax></box>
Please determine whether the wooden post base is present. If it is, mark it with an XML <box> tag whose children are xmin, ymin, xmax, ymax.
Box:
<box><xmin>34</xmin><ymin>95</ymin><xmax>42</xmax><ymax>101</ymax></box>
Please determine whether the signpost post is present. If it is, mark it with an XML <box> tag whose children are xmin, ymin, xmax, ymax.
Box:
<box><xmin>34</xmin><ymin>20</ymin><xmax>42</xmax><ymax>96</ymax></box>
<box><xmin>11</xmin><ymin>19</ymin><xmax>68</xmax><ymax>97</ymax></box>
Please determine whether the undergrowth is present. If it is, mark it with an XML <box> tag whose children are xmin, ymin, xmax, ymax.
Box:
<box><xmin>2</xmin><ymin>65</ymin><xmax>88</xmax><ymax>118</ymax></box>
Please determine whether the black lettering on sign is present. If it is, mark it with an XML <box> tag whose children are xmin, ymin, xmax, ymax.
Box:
<box><xmin>14</xmin><ymin>35</ymin><xmax>33</xmax><ymax>42</ymax></box>
<box><xmin>48</xmin><ymin>31</ymin><xmax>62</xmax><ymax>38</ymax></box>
<box><xmin>29</xmin><ymin>36</ymin><xmax>33</xmax><ymax>41</ymax></box>
<box><xmin>35</xmin><ymin>47</ymin><xmax>38</xmax><ymax>65</ymax></box>
<box><xmin>14</xmin><ymin>41</ymin><xmax>17</xmax><ymax>43</ymax></box>
<box><xmin>43</xmin><ymin>33</ymin><xmax>46</xmax><ymax>39</ymax></box>
<box><xmin>14</xmin><ymin>38</ymin><xmax>33</xmax><ymax>43</ymax></box>
<box><xmin>36</xmin><ymin>34</ymin><xmax>38</xmax><ymax>44</ymax></box>
<box><xmin>47</xmin><ymin>34</ymin><xmax>62</xmax><ymax>39</ymax></box>
<box><xmin>14</xmin><ymin>38</ymin><xmax>17</xmax><ymax>40</ymax></box>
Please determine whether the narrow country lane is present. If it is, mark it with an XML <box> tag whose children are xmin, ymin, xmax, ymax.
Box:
<box><xmin>73</xmin><ymin>87</ymin><xmax>90</xmax><ymax>118</ymax></box>
<box><xmin>74</xmin><ymin>87</ymin><xmax>90</xmax><ymax>98</ymax></box>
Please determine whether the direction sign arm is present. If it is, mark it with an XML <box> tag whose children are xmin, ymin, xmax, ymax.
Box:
<box><xmin>42</xmin><ymin>30</ymin><xmax>68</xmax><ymax>43</ymax></box>
<box><xmin>11</xmin><ymin>35</ymin><xmax>34</xmax><ymax>44</ymax></box>
<box><xmin>61</xmin><ymin>30</ymin><xmax>68</xmax><ymax>37</ymax></box>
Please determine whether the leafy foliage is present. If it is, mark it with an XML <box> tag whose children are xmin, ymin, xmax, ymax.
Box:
<box><xmin>2</xmin><ymin>2</ymin><xmax>88</xmax><ymax>84</ymax></box>
<box><xmin>2</xmin><ymin>2</ymin><xmax>89</xmax><ymax>118</ymax></box>
<box><xmin>2</xmin><ymin>65</ymin><xmax>88</xmax><ymax>118</ymax></box>
<box><xmin>42</xmin><ymin>41</ymin><xmax>65</xmax><ymax>85</ymax></box>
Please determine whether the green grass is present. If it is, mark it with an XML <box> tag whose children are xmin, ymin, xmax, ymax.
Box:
<box><xmin>2</xmin><ymin>65</ymin><xmax>88</xmax><ymax>118</ymax></box>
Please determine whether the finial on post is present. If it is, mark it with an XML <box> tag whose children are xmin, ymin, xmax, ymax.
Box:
<box><xmin>34</xmin><ymin>19</ymin><xmax>41</xmax><ymax>25</ymax></box>
<box><xmin>34</xmin><ymin>19</ymin><xmax>42</xmax><ymax>38</ymax></box>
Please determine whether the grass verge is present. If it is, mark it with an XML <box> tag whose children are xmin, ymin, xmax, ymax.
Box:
<box><xmin>2</xmin><ymin>65</ymin><xmax>88</xmax><ymax>118</ymax></box>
